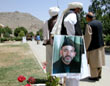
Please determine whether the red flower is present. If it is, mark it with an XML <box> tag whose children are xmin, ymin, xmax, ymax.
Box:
<box><xmin>43</xmin><ymin>66</ymin><xmax>46</xmax><ymax>69</ymax></box>
<box><xmin>27</xmin><ymin>77</ymin><xmax>36</xmax><ymax>84</ymax></box>
<box><xmin>17</xmin><ymin>75</ymin><xmax>26</xmax><ymax>82</ymax></box>
<box><xmin>24</xmin><ymin>84</ymin><xmax>32</xmax><ymax>86</ymax></box>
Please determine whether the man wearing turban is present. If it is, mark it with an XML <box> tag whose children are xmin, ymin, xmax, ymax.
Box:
<box><xmin>51</xmin><ymin>2</ymin><xmax>89</xmax><ymax>86</ymax></box>
<box><xmin>42</xmin><ymin>6</ymin><xmax>60</xmax><ymax>74</ymax></box>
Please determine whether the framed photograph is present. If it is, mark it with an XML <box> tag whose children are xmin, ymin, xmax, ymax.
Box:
<box><xmin>52</xmin><ymin>35</ymin><xmax>84</xmax><ymax>78</ymax></box>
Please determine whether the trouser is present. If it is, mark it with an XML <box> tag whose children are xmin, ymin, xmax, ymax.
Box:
<box><xmin>46</xmin><ymin>45</ymin><xmax>52</xmax><ymax>73</ymax></box>
<box><xmin>37</xmin><ymin>40</ymin><xmax>40</xmax><ymax>44</ymax></box>
<box><xmin>90</xmin><ymin>67</ymin><xmax>102</xmax><ymax>77</ymax></box>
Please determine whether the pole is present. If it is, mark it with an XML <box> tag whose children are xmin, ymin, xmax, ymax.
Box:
<box><xmin>57</xmin><ymin>0</ymin><xmax>59</xmax><ymax>8</ymax></box>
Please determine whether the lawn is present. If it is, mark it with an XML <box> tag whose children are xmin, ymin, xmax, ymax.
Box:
<box><xmin>0</xmin><ymin>42</ymin><xmax>46</xmax><ymax>86</ymax></box>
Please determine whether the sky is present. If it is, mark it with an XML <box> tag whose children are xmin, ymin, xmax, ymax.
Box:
<box><xmin>0</xmin><ymin>0</ymin><xmax>91</xmax><ymax>21</ymax></box>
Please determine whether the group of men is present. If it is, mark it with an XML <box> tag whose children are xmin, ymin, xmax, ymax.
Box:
<box><xmin>42</xmin><ymin>1</ymin><xmax>105</xmax><ymax>86</ymax></box>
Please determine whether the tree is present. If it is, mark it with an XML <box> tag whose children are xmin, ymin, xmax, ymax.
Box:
<box><xmin>14</xmin><ymin>27</ymin><xmax>28</xmax><ymax>37</ymax></box>
<box><xmin>36</xmin><ymin>29</ymin><xmax>43</xmax><ymax>40</ymax></box>
<box><xmin>80</xmin><ymin>11</ymin><xmax>87</xmax><ymax>34</ymax></box>
<box><xmin>1</xmin><ymin>26</ymin><xmax>12</xmax><ymax>37</ymax></box>
<box><xmin>26</xmin><ymin>32</ymin><xmax>34</xmax><ymax>40</ymax></box>
<box><xmin>89</xmin><ymin>0</ymin><xmax>110</xmax><ymax>35</ymax></box>
<box><xmin>0</xmin><ymin>27</ymin><xmax>2</xmax><ymax>37</ymax></box>
<box><xmin>18</xmin><ymin>30</ymin><xmax>25</xmax><ymax>37</ymax></box>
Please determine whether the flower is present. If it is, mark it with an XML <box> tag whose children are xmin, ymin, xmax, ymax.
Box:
<box><xmin>17</xmin><ymin>75</ymin><xmax>36</xmax><ymax>86</ymax></box>
<box><xmin>43</xmin><ymin>66</ymin><xmax>46</xmax><ymax>69</ymax></box>
<box><xmin>27</xmin><ymin>77</ymin><xmax>36</xmax><ymax>84</ymax></box>
<box><xmin>17</xmin><ymin>75</ymin><xmax>26</xmax><ymax>82</ymax></box>
<box><xmin>42</xmin><ymin>62</ymin><xmax>47</xmax><ymax>70</ymax></box>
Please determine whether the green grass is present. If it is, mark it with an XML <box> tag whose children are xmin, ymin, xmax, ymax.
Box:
<box><xmin>0</xmin><ymin>43</ymin><xmax>46</xmax><ymax>86</ymax></box>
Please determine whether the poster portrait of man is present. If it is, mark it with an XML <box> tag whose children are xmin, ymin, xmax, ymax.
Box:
<box><xmin>52</xmin><ymin>35</ymin><xmax>84</xmax><ymax>76</ymax></box>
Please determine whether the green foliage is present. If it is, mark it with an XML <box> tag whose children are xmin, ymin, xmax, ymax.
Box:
<box><xmin>89</xmin><ymin>0</ymin><xmax>110</xmax><ymax>36</ymax></box>
<box><xmin>36</xmin><ymin>29</ymin><xmax>43</xmax><ymax>40</ymax></box>
<box><xmin>14</xmin><ymin>36</ymin><xmax>22</xmax><ymax>41</ymax></box>
<box><xmin>102</xmin><ymin>14</ymin><xmax>110</xmax><ymax>35</ymax></box>
<box><xmin>18</xmin><ymin>30</ymin><xmax>25</xmax><ymax>37</ymax></box>
<box><xmin>0</xmin><ymin>27</ymin><xmax>2</xmax><ymax>36</ymax></box>
<box><xmin>2</xmin><ymin>26</ymin><xmax>12</xmax><ymax>34</ymax></box>
<box><xmin>26</xmin><ymin>32</ymin><xmax>34</xmax><ymax>40</ymax></box>
<box><xmin>3</xmin><ymin>32</ymin><xmax>10</xmax><ymax>37</ymax></box>
<box><xmin>80</xmin><ymin>11</ymin><xmax>87</xmax><ymax>34</ymax></box>
<box><xmin>46</xmin><ymin>73</ymin><xmax>60</xmax><ymax>86</ymax></box>
<box><xmin>0</xmin><ymin>37</ymin><xmax>8</xmax><ymax>42</ymax></box>
<box><xmin>14</xmin><ymin>27</ymin><xmax>28</xmax><ymax>37</ymax></box>
<box><xmin>0</xmin><ymin>26</ymin><xmax>12</xmax><ymax>37</ymax></box>
<box><xmin>104</xmin><ymin>35</ymin><xmax>110</xmax><ymax>45</ymax></box>
<box><xmin>29</xmin><ymin>32</ymin><xmax>34</xmax><ymax>36</ymax></box>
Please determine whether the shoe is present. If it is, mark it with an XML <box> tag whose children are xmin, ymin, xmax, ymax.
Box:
<box><xmin>88</xmin><ymin>77</ymin><xmax>99</xmax><ymax>81</ymax></box>
<box><xmin>98</xmin><ymin>76</ymin><xmax>101</xmax><ymax>79</ymax></box>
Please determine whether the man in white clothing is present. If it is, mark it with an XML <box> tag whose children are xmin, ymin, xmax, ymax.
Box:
<box><xmin>43</xmin><ymin>7</ymin><xmax>60</xmax><ymax>45</ymax></box>
<box><xmin>61</xmin><ymin>2</ymin><xmax>83</xmax><ymax>36</ymax></box>
<box><xmin>42</xmin><ymin>6</ymin><xmax>60</xmax><ymax>73</ymax></box>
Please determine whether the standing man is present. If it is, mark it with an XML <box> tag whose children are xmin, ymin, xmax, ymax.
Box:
<box><xmin>42</xmin><ymin>6</ymin><xmax>60</xmax><ymax>73</ymax></box>
<box><xmin>43</xmin><ymin>6</ymin><xmax>60</xmax><ymax>45</ymax></box>
<box><xmin>51</xmin><ymin>2</ymin><xmax>84</xmax><ymax>86</ymax></box>
<box><xmin>36</xmin><ymin>33</ymin><xmax>41</xmax><ymax>44</ymax></box>
<box><xmin>85</xmin><ymin>12</ymin><xmax>105</xmax><ymax>81</ymax></box>
<box><xmin>51</xmin><ymin>2</ymin><xmax>83</xmax><ymax>36</ymax></box>
<box><xmin>61</xmin><ymin>2</ymin><xmax>82</xmax><ymax>36</ymax></box>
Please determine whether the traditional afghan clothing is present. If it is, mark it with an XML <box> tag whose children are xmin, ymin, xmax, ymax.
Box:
<box><xmin>43</xmin><ymin>7</ymin><xmax>60</xmax><ymax>73</ymax></box>
<box><xmin>51</xmin><ymin>2</ymin><xmax>89</xmax><ymax>86</ymax></box>
<box><xmin>84</xmin><ymin>21</ymin><xmax>105</xmax><ymax>78</ymax></box>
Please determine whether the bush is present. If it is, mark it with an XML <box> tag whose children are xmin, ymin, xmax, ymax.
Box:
<box><xmin>0</xmin><ymin>37</ymin><xmax>10</xmax><ymax>42</ymax></box>
<box><xmin>14</xmin><ymin>27</ymin><xmax>28</xmax><ymax>37</ymax></box>
<box><xmin>14</xmin><ymin>36</ymin><xmax>22</xmax><ymax>41</ymax></box>
<box><xmin>46</xmin><ymin>74</ymin><xmax>60</xmax><ymax>86</ymax></box>
<box><xmin>0</xmin><ymin>27</ymin><xmax>2</xmax><ymax>36</ymax></box>
<box><xmin>26</xmin><ymin>32</ymin><xmax>34</xmax><ymax>40</ymax></box>
<box><xmin>3</xmin><ymin>32</ymin><xmax>10</xmax><ymax>37</ymax></box>
<box><xmin>0</xmin><ymin>26</ymin><xmax>12</xmax><ymax>37</ymax></box>
<box><xmin>0</xmin><ymin>38</ymin><xmax>7</xmax><ymax>42</ymax></box>
<box><xmin>104</xmin><ymin>35</ymin><xmax>110</xmax><ymax>45</ymax></box>
<box><xmin>29</xmin><ymin>32</ymin><xmax>34</xmax><ymax>36</ymax></box>
<box><xmin>18</xmin><ymin>31</ymin><xmax>25</xmax><ymax>37</ymax></box>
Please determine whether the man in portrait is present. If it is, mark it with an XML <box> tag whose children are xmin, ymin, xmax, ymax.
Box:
<box><xmin>53</xmin><ymin>36</ymin><xmax>82</xmax><ymax>74</ymax></box>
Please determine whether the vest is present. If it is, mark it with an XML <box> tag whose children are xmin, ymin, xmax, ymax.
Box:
<box><xmin>48</xmin><ymin>15</ymin><xmax>57</xmax><ymax>33</ymax></box>
<box><xmin>47</xmin><ymin>15</ymin><xmax>57</xmax><ymax>44</ymax></box>
<box><xmin>87</xmin><ymin>20</ymin><xmax>104</xmax><ymax>51</ymax></box>
<box><xmin>61</xmin><ymin>10</ymin><xmax>82</xmax><ymax>36</ymax></box>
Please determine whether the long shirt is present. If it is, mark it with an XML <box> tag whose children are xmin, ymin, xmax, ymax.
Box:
<box><xmin>64</xmin><ymin>12</ymin><xmax>77</xmax><ymax>35</ymax></box>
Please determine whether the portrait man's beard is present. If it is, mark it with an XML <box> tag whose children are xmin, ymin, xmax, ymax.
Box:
<box><xmin>62</xmin><ymin>55</ymin><xmax>73</xmax><ymax>65</ymax></box>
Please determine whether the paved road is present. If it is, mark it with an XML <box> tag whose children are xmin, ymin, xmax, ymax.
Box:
<box><xmin>28</xmin><ymin>41</ymin><xmax>110</xmax><ymax>86</ymax></box>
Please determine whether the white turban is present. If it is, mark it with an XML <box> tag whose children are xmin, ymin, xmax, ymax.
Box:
<box><xmin>49</xmin><ymin>7</ymin><xmax>60</xmax><ymax>17</ymax></box>
<box><xmin>68</xmin><ymin>2</ymin><xmax>83</xmax><ymax>9</ymax></box>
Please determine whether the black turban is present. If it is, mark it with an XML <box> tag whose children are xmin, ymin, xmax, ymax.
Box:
<box><xmin>62</xmin><ymin>37</ymin><xmax>74</xmax><ymax>48</ymax></box>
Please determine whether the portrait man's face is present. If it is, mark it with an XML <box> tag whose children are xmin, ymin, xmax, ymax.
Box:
<box><xmin>60</xmin><ymin>45</ymin><xmax>76</xmax><ymax>65</ymax></box>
